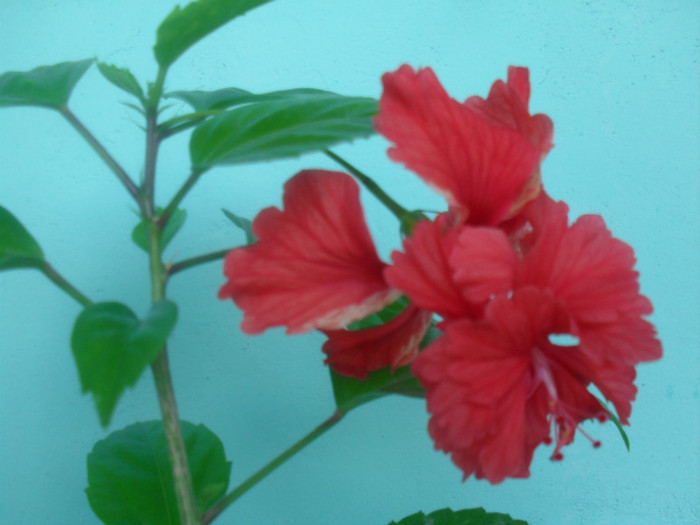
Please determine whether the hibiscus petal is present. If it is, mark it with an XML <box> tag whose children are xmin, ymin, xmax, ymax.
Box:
<box><xmin>519</xmin><ymin>200</ymin><xmax>661</xmax><ymax>366</ymax></box>
<box><xmin>375</xmin><ymin>65</ymin><xmax>541</xmax><ymax>225</ymax></box>
<box><xmin>384</xmin><ymin>218</ymin><xmax>474</xmax><ymax>319</ymax></box>
<box><xmin>414</xmin><ymin>313</ymin><xmax>545</xmax><ymax>483</ymax></box>
<box><xmin>321</xmin><ymin>304</ymin><xmax>432</xmax><ymax>379</ymax></box>
<box><xmin>465</xmin><ymin>66</ymin><xmax>554</xmax><ymax>156</ymax></box>
<box><xmin>449</xmin><ymin>226</ymin><xmax>518</xmax><ymax>304</ymax></box>
<box><xmin>218</xmin><ymin>170</ymin><xmax>397</xmax><ymax>334</ymax></box>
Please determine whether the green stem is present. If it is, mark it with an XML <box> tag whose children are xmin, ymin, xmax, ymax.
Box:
<box><xmin>148</xmin><ymin>67</ymin><xmax>168</xmax><ymax>110</ymax></box>
<box><xmin>147</xmin><ymin>222</ymin><xmax>200</xmax><ymax>525</ymax></box>
<box><xmin>143</xmin><ymin>110</ymin><xmax>160</xmax><ymax>217</ymax></box>
<box><xmin>40</xmin><ymin>261</ymin><xmax>91</xmax><ymax>307</ymax></box>
<box><xmin>60</xmin><ymin>106</ymin><xmax>144</xmax><ymax>213</ymax></box>
<box><xmin>168</xmin><ymin>248</ymin><xmax>234</xmax><ymax>277</ymax></box>
<box><xmin>159</xmin><ymin>170</ymin><xmax>204</xmax><ymax>228</ymax></box>
<box><xmin>201</xmin><ymin>410</ymin><xmax>345</xmax><ymax>524</ymax></box>
<box><xmin>143</xmin><ymin>83</ymin><xmax>200</xmax><ymax>523</ymax></box>
<box><xmin>323</xmin><ymin>149</ymin><xmax>409</xmax><ymax>220</ymax></box>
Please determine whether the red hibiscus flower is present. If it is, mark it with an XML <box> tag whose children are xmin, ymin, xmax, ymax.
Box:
<box><xmin>405</xmin><ymin>193</ymin><xmax>662</xmax><ymax>482</ymax></box>
<box><xmin>374</xmin><ymin>65</ymin><xmax>553</xmax><ymax>226</ymax></box>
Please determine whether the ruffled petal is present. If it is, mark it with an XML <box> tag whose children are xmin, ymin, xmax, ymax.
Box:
<box><xmin>384</xmin><ymin>218</ymin><xmax>475</xmax><ymax>319</ymax></box>
<box><xmin>466</xmin><ymin>66</ymin><xmax>554</xmax><ymax>156</ymax></box>
<box><xmin>375</xmin><ymin>65</ymin><xmax>541</xmax><ymax>225</ymax></box>
<box><xmin>413</xmin><ymin>310</ymin><xmax>540</xmax><ymax>483</ymax></box>
<box><xmin>518</xmin><ymin>200</ymin><xmax>662</xmax><ymax>366</ymax></box>
<box><xmin>219</xmin><ymin>170</ymin><xmax>397</xmax><ymax>334</ymax></box>
<box><xmin>321</xmin><ymin>304</ymin><xmax>432</xmax><ymax>379</ymax></box>
<box><xmin>449</xmin><ymin>226</ymin><xmax>518</xmax><ymax>304</ymax></box>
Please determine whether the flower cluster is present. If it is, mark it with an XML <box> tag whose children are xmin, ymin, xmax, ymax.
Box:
<box><xmin>218</xmin><ymin>65</ymin><xmax>662</xmax><ymax>483</ymax></box>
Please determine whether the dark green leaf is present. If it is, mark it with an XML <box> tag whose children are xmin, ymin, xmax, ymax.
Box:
<box><xmin>132</xmin><ymin>208</ymin><xmax>187</xmax><ymax>253</ymax></box>
<box><xmin>71</xmin><ymin>301</ymin><xmax>178</xmax><ymax>427</ymax></box>
<box><xmin>0</xmin><ymin>206</ymin><xmax>45</xmax><ymax>270</ymax></box>
<box><xmin>222</xmin><ymin>208</ymin><xmax>256</xmax><ymax>244</ymax></box>
<box><xmin>86</xmin><ymin>420</ymin><xmax>231</xmax><ymax>525</ymax></box>
<box><xmin>388</xmin><ymin>507</ymin><xmax>528</xmax><ymax>525</ymax></box>
<box><xmin>0</xmin><ymin>59</ymin><xmax>93</xmax><ymax>109</ymax></box>
<box><xmin>331</xmin><ymin>365</ymin><xmax>425</xmax><ymax>413</ymax></box>
<box><xmin>154</xmin><ymin>0</ymin><xmax>273</xmax><ymax>69</ymax></box>
<box><xmin>167</xmin><ymin>87</ymin><xmax>334</xmax><ymax>112</ymax></box>
<box><xmin>97</xmin><ymin>62</ymin><xmax>144</xmax><ymax>101</ymax></box>
<box><xmin>189</xmin><ymin>92</ymin><xmax>378</xmax><ymax>170</ymax></box>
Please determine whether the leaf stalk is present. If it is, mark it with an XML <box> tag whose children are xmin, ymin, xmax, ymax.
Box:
<box><xmin>60</xmin><ymin>106</ymin><xmax>144</xmax><ymax>214</ymax></box>
<box><xmin>201</xmin><ymin>410</ymin><xmax>345</xmax><ymax>524</ymax></box>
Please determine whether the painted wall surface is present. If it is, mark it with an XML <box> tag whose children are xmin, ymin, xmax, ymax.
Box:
<box><xmin>1</xmin><ymin>1</ymin><xmax>698</xmax><ymax>524</ymax></box>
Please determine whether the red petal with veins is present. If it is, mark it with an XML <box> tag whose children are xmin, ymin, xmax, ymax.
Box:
<box><xmin>321</xmin><ymin>304</ymin><xmax>432</xmax><ymax>380</ymax></box>
<box><xmin>375</xmin><ymin>65</ymin><xmax>541</xmax><ymax>225</ymax></box>
<box><xmin>465</xmin><ymin>66</ymin><xmax>554</xmax><ymax>156</ymax></box>
<box><xmin>385</xmin><ymin>218</ymin><xmax>475</xmax><ymax>319</ymax></box>
<box><xmin>449</xmin><ymin>226</ymin><xmax>518</xmax><ymax>304</ymax></box>
<box><xmin>218</xmin><ymin>170</ymin><xmax>397</xmax><ymax>334</ymax></box>
<box><xmin>518</xmin><ymin>197</ymin><xmax>662</xmax><ymax>365</ymax></box>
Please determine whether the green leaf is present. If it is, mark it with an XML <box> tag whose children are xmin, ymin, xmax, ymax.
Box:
<box><xmin>222</xmin><ymin>208</ymin><xmax>256</xmax><ymax>244</ymax></box>
<box><xmin>331</xmin><ymin>365</ymin><xmax>425</xmax><ymax>413</ymax></box>
<box><xmin>347</xmin><ymin>296</ymin><xmax>410</xmax><ymax>331</ymax></box>
<box><xmin>0</xmin><ymin>59</ymin><xmax>93</xmax><ymax>109</ymax></box>
<box><xmin>167</xmin><ymin>87</ymin><xmax>335</xmax><ymax>112</ymax></box>
<box><xmin>166</xmin><ymin>87</ymin><xmax>252</xmax><ymax>111</ymax></box>
<box><xmin>388</xmin><ymin>507</ymin><xmax>528</xmax><ymax>525</ymax></box>
<box><xmin>97</xmin><ymin>62</ymin><xmax>144</xmax><ymax>101</ymax></box>
<box><xmin>0</xmin><ymin>206</ymin><xmax>45</xmax><ymax>270</ymax></box>
<box><xmin>86</xmin><ymin>420</ymin><xmax>231</xmax><ymax>525</ymax></box>
<box><xmin>71</xmin><ymin>301</ymin><xmax>178</xmax><ymax>427</ymax></box>
<box><xmin>154</xmin><ymin>0</ymin><xmax>273</xmax><ymax>69</ymax></box>
<box><xmin>189</xmin><ymin>92</ymin><xmax>378</xmax><ymax>170</ymax></box>
<box><xmin>132</xmin><ymin>208</ymin><xmax>187</xmax><ymax>253</ymax></box>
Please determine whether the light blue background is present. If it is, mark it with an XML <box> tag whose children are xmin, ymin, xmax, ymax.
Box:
<box><xmin>1</xmin><ymin>1</ymin><xmax>698</xmax><ymax>524</ymax></box>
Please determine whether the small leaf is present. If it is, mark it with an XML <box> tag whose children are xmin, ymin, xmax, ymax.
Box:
<box><xmin>347</xmin><ymin>296</ymin><xmax>410</xmax><ymax>331</ymax></box>
<box><xmin>0</xmin><ymin>206</ymin><xmax>45</xmax><ymax>271</ymax></box>
<box><xmin>97</xmin><ymin>62</ymin><xmax>144</xmax><ymax>101</ymax></box>
<box><xmin>132</xmin><ymin>209</ymin><xmax>187</xmax><ymax>253</ymax></box>
<box><xmin>154</xmin><ymin>0</ymin><xmax>273</xmax><ymax>69</ymax></box>
<box><xmin>190</xmin><ymin>92</ymin><xmax>378</xmax><ymax>170</ymax></box>
<box><xmin>388</xmin><ymin>507</ymin><xmax>529</xmax><ymax>525</ymax></box>
<box><xmin>167</xmin><ymin>87</ymin><xmax>335</xmax><ymax>112</ymax></box>
<box><xmin>331</xmin><ymin>365</ymin><xmax>425</xmax><ymax>413</ymax></box>
<box><xmin>71</xmin><ymin>301</ymin><xmax>178</xmax><ymax>427</ymax></box>
<box><xmin>0</xmin><ymin>59</ymin><xmax>93</xmax><ymax>109</ymax></box>
<box><xmin>222</xmin><ymin>208</ymin><xmax>256</xmax><ymax>244</ymax></box>
<box><xmin>86</xmin><ymin>420</ymin><xmax>231</xmax><ymax>525</ymax></box>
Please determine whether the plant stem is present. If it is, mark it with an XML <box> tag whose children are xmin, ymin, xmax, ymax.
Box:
<box><xmin>147</xmin><ymin>222</ymin><xmax>200</xmax><ymax>525</ymax></box>
<box><xmin>323</xmin><ymin>149</ymin><xmax>409</xmax><ymax>220</ymax></box>
<box><xmin>168</xmin><ymin>248</ymin><xmax>234</xmax><ymax>277</ymax></box>
<box><xmin>201</xmin><ymin>409</ymin><xmax>345</xmax><ymax>524</ymax></box>
<box><xmin>143</xmin><ymin>88</ymin><xmax>200</xmax><ymax>523</ymax></box>
<box><xmin>40</xmin><ymin>261</ymin><xmax>91</xmax><ymax>307</ymax></box>
<box><xmin>159</xmin><ymin>170</ymin><xmax>204</xmax><ymax>227</ymax></box>
<box><xmin>60</xmin><ymin>106</ymin><xmax>144</xmax><ymax>214</ymax></box>
<box><xmin>143</xmin><ymin>110</ymin><xmax>160</xmax><ymax>217</ymax></box>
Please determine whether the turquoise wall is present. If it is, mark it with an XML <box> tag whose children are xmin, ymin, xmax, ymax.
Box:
<box><xmin>1</xmin><ymin>1</ymin><xmax>698</xmax><ymax>523</ymax></box>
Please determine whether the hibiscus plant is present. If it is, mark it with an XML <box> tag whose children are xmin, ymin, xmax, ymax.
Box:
<box><xmin>0</xmin><ymin>1</ymin><xmax>662</xmax><ymax>524</ymax></box>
